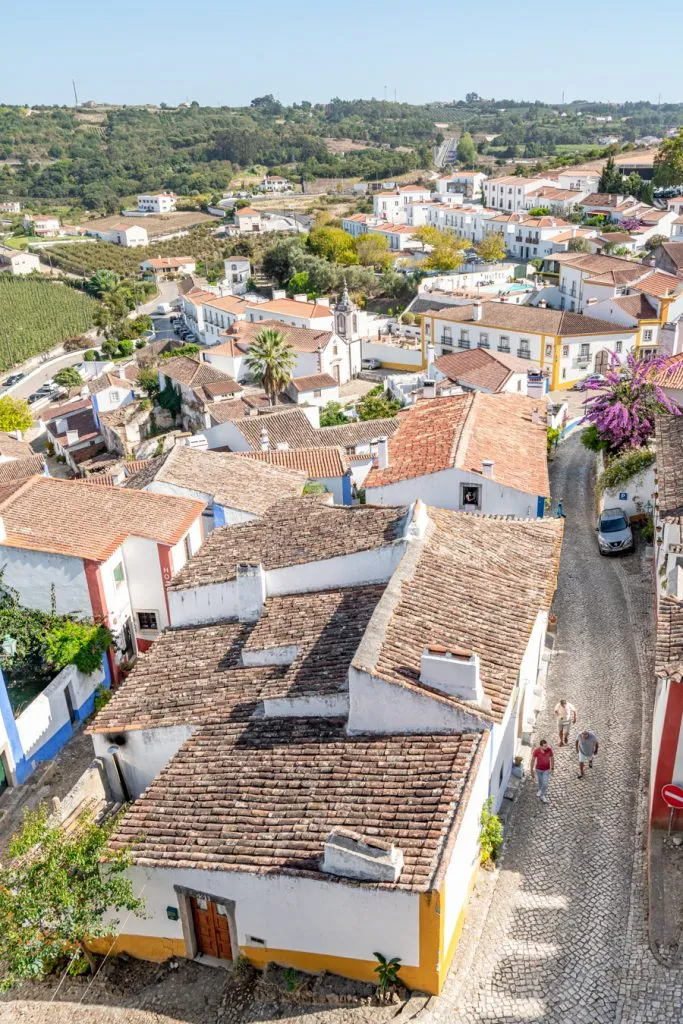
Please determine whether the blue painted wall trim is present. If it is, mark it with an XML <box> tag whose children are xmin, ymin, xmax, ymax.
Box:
<box><xmin>92</xmin><ymin>392</ymin><xmax>101</xmax><ymax>430</ymax></box>
<box><xmin>0</xmin><ymin>666</ymin><xmax>31</xmax><ymax>783</ymax></box>
<box><xmin>28</xmin><ymin>718</ymin><xmax>76</xmax><ymax>767</ymax></box>
<box><xmin>341</xmin><ymin>474</ymin><xmax>352</xmax><ymax>506</ymax></box>
<box><xmin>537</xmin><ymin>495</ymin><xmax>545</xmax><ymax>518</ymax></box>
<box><xmin>213</xmin><ymin>503</ymin><xmax>227</xmax><ymax>528</ymax></box>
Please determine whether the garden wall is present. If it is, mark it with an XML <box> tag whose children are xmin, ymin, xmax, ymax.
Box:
<box><xmin>597</xmin><ymin>451</ymin><xmax>656</xmax><ymax>520</ymax></box>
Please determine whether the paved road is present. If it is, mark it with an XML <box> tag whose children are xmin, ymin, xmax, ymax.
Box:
<box><xmin>433</xmin><ymin>435</ymin><xmax>683</xmax><ymax>1024</ymax></box>
<box><xmin>5</xmin><ymin>350</ymin><xmax>95</xmax><ymax>402</ymax></box>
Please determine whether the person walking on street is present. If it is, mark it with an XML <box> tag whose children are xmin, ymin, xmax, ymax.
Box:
<box><xmin>531</xmin><ymin>739</ymin><xmax>554</xmax><ymax>803</ymax></box>
<box><xmin>555</xmin><ymin>498</ymin><xmax>566</xmax><ymax>518</ymax></box>
<box><xmin>576</xmin><ymin>730</ymin><xmax>599</xmax><ymax>778</ymax></box>
<box><xmin>553</xmin><ymin>698</ymin><xmax>577</xmax><ymax>746</ymax></box>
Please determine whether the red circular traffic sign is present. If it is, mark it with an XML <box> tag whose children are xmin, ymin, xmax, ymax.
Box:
<box><xmin>661</xmin><ymin>783</ymin><xmax>683</xmax><ymax>808</ymax></box>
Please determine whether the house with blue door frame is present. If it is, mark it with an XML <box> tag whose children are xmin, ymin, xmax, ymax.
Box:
<box><xmin>0</xmin><ymin>656</ymin><xmax>110</xmax><ymax>788</ymax></box>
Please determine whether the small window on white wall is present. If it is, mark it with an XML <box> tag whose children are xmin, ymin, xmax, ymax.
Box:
<box><xmin>460</xmin><ymin>483</ymin><xmax>481</xmax><ymax>510</ymax></box>
<box><xmin>113</xmin><ymin>562</ymin><xmax>125</xmax><ymax>585</ymax></box>
<box><xmin>137</xmin><ymin>611</ymin><xmax>158</xmax><ymax>632</ymax></box>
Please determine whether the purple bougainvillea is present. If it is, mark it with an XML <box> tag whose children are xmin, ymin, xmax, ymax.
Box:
<box><xmin>581</xmin><ymin>351</ymin><xmax>680</xmax><ymax>451</ymax></box>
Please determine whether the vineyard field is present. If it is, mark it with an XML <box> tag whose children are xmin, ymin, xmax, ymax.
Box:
<box><xmin>0</xmin><ymin>278</ymin><xmax>98</xmax><ymax>371</ymax></box>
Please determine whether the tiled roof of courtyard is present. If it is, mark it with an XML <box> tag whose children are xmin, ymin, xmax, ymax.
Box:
<box><xmin>108</xmin><ymin>716</ymin><xmax>484</xmax><ymax>890</ymax></box>
<box><xmin>355</xmin><ymin>506</ymin><xmax>563</xmax><ymax>721</ymax></box>
<box><xmin>655</xmin><ymin>414</ymin><xmax>683</xmax><ymax>520</ymax></box>
<box><xmin>90</xmin><ymin>584</ymin><xmax>387</xmax><ymax>733</ymax></box>
<box><xmin>315</xmin><ymin>418</ymin><xmax>400</xmax><ymax>449</ymax></box>
<box><xmin>0</xmin><ymin>433</ymin><xmax>34</xmax><ymax>459</ymax></box>
<box><xmin>219</xmin><ymin>320</ymin><xmax>335</xmax><ymax>353</ymax></box>
<box><xmin>365</xmin><ymin>392</ymin><xmax>550</xmax><ymax>498</ymax></box>
<box><xmin>168</xmin><ymin>496</ymin><xmax>410</xmax><ymax>591</ymax></box>
<box><xmin>240</xmin><ymin>446</ymin><xmax>350</xmax><ymax>478</ymax></box>
<box><xmin>632</xmin><ymin>270</ymin><xmax>683</xmax><ymax>299</ymax></box>
<box><xmin>429</xmin><ymin>300</ymin><xmax>635</xmax><ymax>337</ymax></box>
<box><xmin>0</xmin><ymin>475</ymin><xmax>204</xmax><ymax>560</ymax></box>
<box><xmin>608</xmin><ymin>294</ymin><xmax>659</xmax><ymax>319</ymax></box>
<box><xmin>289</xmin><ymin>373</ymin><xmax>339</xmax><ymax>392</ymax></box>
<box><xmin>230</xmin><ymin>408</ymin><xmax>318</xmax><ymax>448</ymax></box>
<box><xmin>0</xmin><ymin>455</ymin><xmax>45</xmax><ymax>485</ymax></box>
<box><xmin>125</xmin><ymin>444</ymin><xmax>306</xmax><ymax>514</ymax></box>
<box><xmin>161</xmin><ymin>356</ymin><xmax>235</xmax><ymax>389</ymax></box>
<box><xmin>433</xmin><ymin>348</ymin><xmax>539</xmax><ymax>392</ymax></box>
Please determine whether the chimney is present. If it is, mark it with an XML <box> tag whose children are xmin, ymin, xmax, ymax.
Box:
<box><xmin>531</xmin><ymin>407</ymin><xmax>540</xmax><ymax>425</ymax></box>
<box><xmin>276</xmin><ymin>442</ymin><xmax>290</xmax><ymax>451</ymax></box>
<box><xmin>316</xmin><ymin>297</ymin><xmax>330</xmax><ymax>307</ymax></box>
<box><xmin>420</xmin><ymin>645</ymin><xmax>486</xmax><ymax>705</ymax></box>
<box><xmin>322</xmin><ymin>828</ymin><xmax>404</xmax><ymax>883</ymax></box>
<box><xmin>259</xmin><ymin>426</ymin><xmax>269</xmax><ymax>452</ymax></box>
<box><xmin>422</xmin><ymin>379</ymin><xmax>437</xmax><ymax>399</ymax></box>
<box><xmin>426</xmin><ymin>343</ymin><xmax>436</xmax><ymax>366</ymax></box>
<box><xmin>526</xmin><ymin>372</ymin><xmax>545</xmax><ymax>400</ymax></box>
<box><xmin>472</xmin><ymin>301</ymin><xmax>483</xmax><ymax>322</ymax></box>
<box><xmin>271</xmin><ymin>288</ymin><xmax>286</xmax><ymax>300</ymax></box>
<box><xmin>65</xmin><ymin>429</ymin><xmax>79</xmax><ymax>445</ymax></box>
<box><xmin>481</xmin><ymin>458</ymin><xmax>494</xmax><ymax>478</ymax></box>
<box><xmin>235</xmin><ymin>563</ymin><xmax>265</xmax><ymax>623</ymax></box>
<box><xmin>538</xmin><ymin>299</ymin><xmax>547</xmax><ymax>309</ymax></box>
<box><xmin>375</xmin><ymin>436</ymin><xmax>389</xmax><ymax>470</ymax></box>
<box><xmin>586</xmin><ymin>297</ymin><xmax>597</xmax><ymax>306</ymax></box>
<box><xmin>293</xmin><ymin>293</ymin><xmax>308</xmax><ymax>302</ymax></box>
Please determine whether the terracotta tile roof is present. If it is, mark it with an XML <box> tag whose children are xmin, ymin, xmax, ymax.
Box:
<box><xmin>608</xmin><ymin>294</ymin><xmax>659</xmax><ymax>319</ymax></box>
<box><xmin>583</xmin><ymin>268</ymin><xmax>646</xmax><ymax>286</ymax></box>
<box><xmin>200</xmin><ymin>378</ymin><xmax>243</xmax><ymax>399</ymax></box>
<box><xmin>161</xmin><ymin>356</ymin><xmax>235</xmax><ymax>390</ymax></box>
<box><xmin>0</xmin><ymin>476</ymin><xmax>204</xmax><ymax>560</ymax></box>
<box><xmin>0</xmin><ymin>455</ymin><xmax>45</xmax><ymax>484</ymax></box>
<box><xmin>580</xmin><ymin>193</ymin><xmax>623</xmax><ymax>208</ymax></box>
<box><xmin>235</xmin><ymin>207</ymin><xmax>261</xmax><ymax>217</ymax></box>
<box><xmin>633</xmin><ymin>271</ymin><xmax>683</xmax><ymax>299</ymax></box>
<box><xmin>88</xmin><ymin>371</ymin><xmax>135</xmax><ymax>395</ymax></box>
<box><xmin>315</xmin><ymin>418</ymin><xmax>400</xmax><ymax>450</ymax></box>
<box><xmin>168</xmin><ymin>496</ymin><xmax>410</xmax><ymax>591</ymax></box>
<box><xmin>429</xmin><ymin>300</ymin><xmax>635</xmax><ymax>338</ymax></box>
<box><xmin>655</xmin><ymin>598</ymin><xmax>683</xmax><ymax>679</ymax></box>
<box><xmin>657</xmin><ymin>243</ymin><xmax>683</xmax><ymax>271</ymax></box>
<box><xmin>229</xmin><ymin>408</ymin><xmax>318</xmax><ymax>449</ymax></box>
<box><xmin>289</xmin><ymin>373</ymin><xmax>338</xmax><ymax>392</ymax></box>
<box><xmin>91</xmin><ymin>584</ymin><xmax>386</xmax><ymax>733</ymax></box>
<box><xmin>0</xmin><ymin>433</ymin><xmax>34</xmax><ymax>459</ymax></box>
<box><xmin>143</xmin><ymin>257</ymin><xmax>196</xmax><ymax>269</ymax></box>
<box><xmin>251</xmin><ymin>299</ymin><xmax>333</xmax><ymax>320</ymax></box>
<box><xmin>434</xmin><ymin>349</ymin><xmax>538</xmax><ymax>392</ymax></box>
<box><xmin>108</xmin><ymin>715</ymin><xmax>483</xmax><ymax>889</ymax></box>
<box><xmin>42</xmin><ymin>398</ymin><xmax>91</xmax><ymax>422</ymax></box>
<box><xmin>365</xmin><ymin>392</ymin><xmax>550</xmax><ymax>498</ymax></box>
<box><xmin>126</xmin><ymin>444</ymin><xmax>305</xmax><ymax>515</ymax></box>
<box><xmin>549</xmin><ymin>252</ymin><xmax>637</xmax><ymax>274</ymax></box>
<box><xmin>361</xmin><ymin>507</ymin><xmax>563</xmax><ymax>721</ymax></box>
<box><xmin>526</xmin><ymin>187</ymin><xmax>578</xmax><ymax>201</ymax></box>
<box><xmin>650</xmin><ymin>355</ymin><xmax>683</xmax><ymax>392</ymax></box>
<box><xmin>47</xmin><ymin>407</ymin><xmax>100</xmax><ymax>447</ymax></box>
<box><xmin>656</xmin><ymin>414</ymin><xmax>683</xmax><ymax>519</ymax></box>
<box><xmin>240</xmin><ymin>446</ymin><xmax>350</xmax><ymax>478</ymax></box>
<box><xmin>226</xmin><ymin>319</ymin><xmax>334</xmax><ymax>353</ymax></box>
<box><xmin>201</xmin><ymin>294</ymin><xmax>249</xmax><ymax>314</ymax></box>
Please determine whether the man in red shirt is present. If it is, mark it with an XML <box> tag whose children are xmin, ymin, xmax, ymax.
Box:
<box><xmin>530</xmin><ymin>739</ymin><xmax>554</xmax><ymax>803</ymax></box>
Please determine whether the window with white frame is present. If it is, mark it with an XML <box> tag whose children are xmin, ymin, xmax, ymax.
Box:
<box><xmin>442</xmin><ymin>326</ymin><xmax>452</xmax><ymax>344</ymax></box>
<box><xmin>546</xmin><ymin>344</ymin><xmax>553</xmax><ymax>358</ymax></box>
<box><xmin>498</xmin><ymin>335</ymin><xmax>510</xmax><ymax>352</ymax></box>
<box><xmin>615</xmin><ymin>341</ymin><xmax>623</xmax><ymax>353</ymax></box>
<box><xmin>478</xmin><ymin>333</ymin><xmax>489</xmax><ymax>348</ymax></box>
<box><xmin>643</xmin><ymin>329</ymin><xmax>654</xmax><ymax>343</ymax></box>
<box><xmin>580</xmin><ymin>343</ymin><xmax>590</xmax><ymax>358</ymax></box>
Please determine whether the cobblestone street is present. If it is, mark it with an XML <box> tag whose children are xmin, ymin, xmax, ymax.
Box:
<box><xmin>435</xmin><ymin>434</ymin><xmax>683</xmax><ymax>1024</ymax></box>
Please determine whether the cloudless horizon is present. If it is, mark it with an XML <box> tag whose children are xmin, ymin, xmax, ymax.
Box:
<box><xmin>4</xmin><ymin>1</ymin><xmax>683</xmax><ymax>109</ymax></box>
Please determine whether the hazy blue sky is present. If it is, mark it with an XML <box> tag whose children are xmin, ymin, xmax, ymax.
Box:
<box><xmin>4</xmin><ymin>0</ymin><xmax>683</xmax><ymax>107</ymax></box>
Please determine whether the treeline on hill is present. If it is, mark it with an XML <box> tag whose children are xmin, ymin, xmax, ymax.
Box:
<box><xmin>1</xmin><ymin>97</ymin><xmax>682</xmax><ymax>210</ymax></box>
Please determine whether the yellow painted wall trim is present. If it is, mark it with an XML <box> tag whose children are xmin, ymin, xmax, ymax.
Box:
<box><xmin>438</xmin><ymin>861</ymin><xmax>480</xmax><ymax>989</ymax></box>
<box><xmin>87</xmin><ymin>934</ymin><xmax>187</xmax><ymax>962</ymax></box>
<box><xmin>551</xmin><ymin>335</ymin><xmax>562</xmax><ymax>391</ymax></box>
<box><xmin>378</xmin><ymin>360</ymin><xmax>425</xmax><ymax>371</ymax></box>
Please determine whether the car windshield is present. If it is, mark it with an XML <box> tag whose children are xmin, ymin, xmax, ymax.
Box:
<box><xmin>601</xmin><ymin>515</ymin><xmax>628</xmax><ymax>533</ymax></box>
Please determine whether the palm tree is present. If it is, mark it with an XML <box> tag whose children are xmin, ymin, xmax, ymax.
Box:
<box><xmin>246</xmin><ymin>328</ymin><xmax>297</xmax><ymax>405</ymax></box>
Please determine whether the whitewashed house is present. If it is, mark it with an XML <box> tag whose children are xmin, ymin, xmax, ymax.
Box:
<box><xmin>85</xmin><ymin>496</ymin><xmax>562</xmax><ymax>992</ymax></box>
<box><xmin>223</xmin><ymin>256</ymin><xmax>251</xmax><ymax>294</ymax></box>
<box><xmin>137</xmin><ymin>192</ymin><xmax>176</xmax><ymax>214</ymax></box>
<box><xmin>108</xmin><ymin>223</ymin><xmax>148</xmax><ymax>247</ymax></box>
<box><xmin>0</xmin><ymin>245</ymin><xmax>40</xmax><ymax>275</ymax></box>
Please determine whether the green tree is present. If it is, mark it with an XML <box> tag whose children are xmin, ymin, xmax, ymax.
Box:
<box><xmin>308</xmin><ymin>226</ymin><xmax>356</xmax><ymax>265</ymax></box>
<box><xmin>476</xmin><ymin>234</ymin><xmax>507</xmax><ymax>262</ymax></box>
<box><xmin>415</xmin><ymin>226</ymin><xmax>467</xmax><ymax>271</ymax></box>
<box><xmin>86</xmin><ymin>269</ymin><xmax>121</xmax><ymax>299</ymax></box>
<box><xmin>355</xmin><ymin>233</ymin><xmax>391</xmax><ymax>269</ymax></box>
<box><xmin>654</xmin><ymin>128</ymin><xmax>683</xmax><ymax>188</ymax></box>
<box><xmin>598</xmin><ymin>156</ymin><xmax>624</xmax><ymax>195</ymax></box>
<box><xmin>246</xmin><ymin>328</ymin><xmax>297</xmax><ymax>404</ymax></box>
<box><xmin>319</xmin><ymin>401</ymin><xmax>349</xmax><ymax>426</ymax></box>
<box><xmin>127</xmin><ymin>314</ymin><xmax>153</xmax><ymax>337</ymax></box>
<box><xmin>566</xmin><ymin>236</ymin><xmax>592</xmax><ymax>254</ymax></box>
<box><xmin>0</xmin><ymin>806</ymin><xmax>144</xmax><ymax>988</ymax></box>
<box><xmin>137</xmin><ymin>367</ymin><xmax>160</xmax><ymax>398</ymax></box>
<box><xmin>456</xmin><ymin>132</ymin><xmax>477</xmax><ymax>168</ymax></box>
<box><xmin>356</xmin><ymin>386</ymin><xmax>401</xmax><ymax>421</ymax></box>
<box><xmin>644</xmin><ymin>233</ymin><xmax>669</xmax><ymax>252</ymax></box>
<box><xmin>0</xmin><ymin>396</ymin><xmax>33</xmax><ymax>434</ymax></box>
<box><xmin>286</xmin><ymin>271</ymin><xmax>312</xmax><ymax>297</ymax></box>
<box><xmin>640</xmin><ymin>181</ymin><xmax>655</xmax><ymax>205</ymax></box>
<box><xmin>53</xmin><ymin>367</ymin><xmax>83</xmax><ymax>389</ymax></box>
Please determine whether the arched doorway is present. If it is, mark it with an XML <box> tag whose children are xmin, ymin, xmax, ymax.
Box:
<box><xmin>594</xmin><ymin>349</ymin><xmax>610</xmax><ymax>373</ymax></box>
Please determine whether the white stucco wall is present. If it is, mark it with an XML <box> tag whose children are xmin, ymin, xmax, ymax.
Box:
<box><xmin>16</xmin><ymin>663</ymin><xmax>104</xmax><ymax>760</ymax></box>
<box><xmin>599</xmin><ymin>464</ymin><xmax>655</xmax><ymax>520</ymax></box>
<box><xmin>651</xmin><ymin>678</ymin><xmax>669</xmax><ymax>810</ymax></box>
<box><xmin>112</xmin><ymin>864</ymin><xmax>420</xmax><ymax>967</ymax></box>
<box><xmin>169</xmin><ymin>579</ymin><xmax>240</xmax><ymax>628</ymax></box>
<box><xmin>361</xmin><ymin>341</ymin><xmax>424</xmax><ymax>370</ymax></box>
<box><xmin>92</xmin><ymin>724</ymin><xmax>195</xmax><ymax>800</ymax></box>
<box><xmin>365</xmin><ymin>466</ymin><xmax>540</xmax><ymax>518</ymax></box>
<box><xmin>122</xmin><ymin>537</ymin><xmax>168</xmax><ymax>633</ymax></box>
<box><xmin>0</xmin><ymin>547</ymin><xmax>92</xmax><ymax>617</ymax></box>
<box><xmin>347</xmin><ymin>667</ymin><xmax>487</xmax><ymax>736</ymax></box>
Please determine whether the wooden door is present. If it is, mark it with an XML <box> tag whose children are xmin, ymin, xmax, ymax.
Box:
<box><xmin>190</xmin><ymin>896</ymin><xmax>233</xmax><ymax>960</ymax></box>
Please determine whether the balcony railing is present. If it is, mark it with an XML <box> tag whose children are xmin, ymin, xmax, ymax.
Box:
<box><xmin>517</xmin><ymin>349</ymin><xmax>531</xmax><ymax>359</ymax></box>
<box><xmin>458</xmin><ymin>339</ymin><xmax>470</xmax><ymax>349</ymax></box>
<box><xmin>525</xmin><ymin>235</ymin><xmax>540</xmax><ymax>245</ymax></box>
<box><xmin>441</xmin><ymin>336</ymin><xmax>453</xmax><ymax>346</ymax></box>
<box><xmin>572</xmin><ymin>356</ymin><xmax>591</xmax><ymax>368</ymax></box>
<box><xmin>498</xmin><ymin>343</ymin><xmax>510</xmax><ymax>353</ymax></box>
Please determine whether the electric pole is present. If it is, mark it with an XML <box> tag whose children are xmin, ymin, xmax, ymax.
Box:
<box><xmin>72</xmin><ymin>80</ymin><xmax>79</xmax><ymax>108</ymax></box>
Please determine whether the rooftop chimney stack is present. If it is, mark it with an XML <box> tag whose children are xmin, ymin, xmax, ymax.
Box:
<box><xmin>426</xmin><ymin>343</ymin><xmax>436</xmax><ymax>366</ymax></box>
<box><xmin>422</xmin><ymin>379</ymin><xmax>437</xmax><ymax>400</ymax></box>
<box><xmin>473</xmin><ymin>301</ymin><xmax>483</xmax><ymax>322</ymax></box>
<box><xmin>481</xmin><ymin>458</ymin><xmax>494</xmax><ymax>478</ymax></box>
<box><xmin>259</xmin><ymin>426</ymin><xmax>269</xmax><ymax>452</ymax></box>
<box><xmin>235</xmin><ymin>563</ymin><xmax>265</xmax><ymax>623</ymax></box>
<box><xmin>375</xmin><ymin>436</ymin><xmax>389</xmax><ymax>470</ymax></box>
<box><xmin>531</xmin><ymin>407</ymin><xmax>540</xmax><ymax>425</ymax></box>
<box><xmin>526</xmin><ymin>371</ymin><xmax>545</xmax><ymax>401</ymax></box>
<box><xmin>538</xmin><ymin>299</ymin><xmax>547</xmax><ymax>309</ymax></box>
<box><xmin>419</xmin><ymin>645</ymin><xmax>486</xmax><ymax>706</ymax></box>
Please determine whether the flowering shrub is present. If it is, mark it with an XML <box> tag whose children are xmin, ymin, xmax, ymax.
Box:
<box><xmin>581</xmin><ymin>351</ymin><xmax>680</xmax><ymax>452</ymax></box>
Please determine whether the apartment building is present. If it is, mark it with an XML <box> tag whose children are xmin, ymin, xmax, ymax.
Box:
<box><xmin>137</xmin><ymin>192</ymin><xmax>177</xmax><ymax>214</ymax></box>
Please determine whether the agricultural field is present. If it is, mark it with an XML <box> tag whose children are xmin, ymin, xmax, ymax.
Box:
<box><xmin>0</xmin><ymin>277</ymin><xmax>98</xmax><ymax>370</ymax></box>
<box><xmin>43</xmin><ymin>224</ymin><xmax>238</xmax><ymax>277</ymax></box>
<box><xmin>82</xmin><ymin>210</ymin><xmax>216</xmax><ymax>236</ymax></box>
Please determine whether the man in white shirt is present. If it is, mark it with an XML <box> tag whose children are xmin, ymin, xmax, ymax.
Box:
<box><xmin>553</xmin><ymin>698</ymin><xmax>577</xmax><ymax>746</ymax></box>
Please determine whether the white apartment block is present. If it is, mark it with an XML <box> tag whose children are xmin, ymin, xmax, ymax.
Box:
<box><xmin>482</xmin><ymin>176</ymin><xmax>556</xmax><ymax>213</ymax></box>
<box><xmin>434</xmin><ymin>171</ymin><xmax>488</xmax><ymax>200</ymax></box>
<box><xmin>373</xmin><ymin>185</ymin><xmax>432</xmax><ymax>224</ymax></box>
<box><xmin>137</xmin><ymin>192</ymin><xmax>177</xmax><ymax>214</ymax></box>
<box><xmin>0</xmin><ymin>201</ymin><xmax>21</xmax><ymax>213</ymax></box>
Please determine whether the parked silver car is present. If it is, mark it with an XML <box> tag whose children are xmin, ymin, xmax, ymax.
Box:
<box><xmin>596</xmin><ymin>507</ymin><xmax>634</xmax><ymax>555</ymax></box>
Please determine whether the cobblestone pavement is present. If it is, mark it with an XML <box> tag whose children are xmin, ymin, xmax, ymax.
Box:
<box><xmin>433</xmin><ymin>435</ymin><xmax>683</xmax><ymax>1024</ymax></box>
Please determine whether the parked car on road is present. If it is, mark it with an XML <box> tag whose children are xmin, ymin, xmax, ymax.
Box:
<box><xmin>3</xmin><ymin>373</ymin><xmax>26</xmax><ymax>387</ymax></box>
<box><xmin>596</xmin><ymin>507</ymin><xmax>634</xmax><ymax>555</ymax></box>
<box><xmin>362</xmin><ymin>358</ymin><xmax>381</xmax><ymax>370</ymax></box>
<box><xmin>577</xmin><ymin>374</ymin><xmax>607</xmax><ymax>391</ymax></box>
